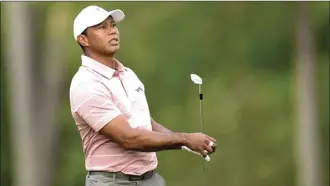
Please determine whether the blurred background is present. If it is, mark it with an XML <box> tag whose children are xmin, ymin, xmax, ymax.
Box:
<box><xmin>0</xmin><ymin>2</ymin><xmax>329</xmax><ymax>186</ymax></box>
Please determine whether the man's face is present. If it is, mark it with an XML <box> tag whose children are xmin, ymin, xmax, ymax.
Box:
<box><xmin>78</xmin><ymin>16</ymin><xmax>120</xmax><ymax>55</ymax></box>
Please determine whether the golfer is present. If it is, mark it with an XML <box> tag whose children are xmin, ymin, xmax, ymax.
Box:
<box><xmin>69</xmin><ymin>5</ymin><xmax>217</xmax><ymax>186</ymax></box>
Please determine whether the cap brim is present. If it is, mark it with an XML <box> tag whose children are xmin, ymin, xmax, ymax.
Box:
<box><xmin>108</xmin><ymin>9</ymin><xmax>125</xmax><ymax>23</ymax></box>
<box><xmin>88</xmin><ymin>9</ymin><xmax>125</xmax><ymax>29</ymax></box>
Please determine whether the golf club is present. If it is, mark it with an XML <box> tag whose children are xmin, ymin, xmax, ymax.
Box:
<box><xmin>181</xmin><ymin>74</ymin><xmax>211</xmax><ymax>161</ymax></box>
<box><xmin>193</xmin><ymin>73</ymin><xmax>204</xmax><ymax>186</ymax></box>
<box><xmin>180</xmin><ymin>73</ymin><xmax>210</xmax><ymax>186</ymax></box>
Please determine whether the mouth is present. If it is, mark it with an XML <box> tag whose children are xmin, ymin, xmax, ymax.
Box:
<box><xmin>109</xmin><ymin>37</ymin><xmax>119</xmax><ymax>46</ymax></box>
<box><xmin>109</xmin><ymin>38</ymin><xmax>119</xmax><ymax>43</ymax></box>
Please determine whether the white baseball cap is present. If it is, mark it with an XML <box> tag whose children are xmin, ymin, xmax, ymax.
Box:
<box><xmin>73</xmin><ymin>5</ymin><xmax>125</xmax><ymax>40</ymax></box>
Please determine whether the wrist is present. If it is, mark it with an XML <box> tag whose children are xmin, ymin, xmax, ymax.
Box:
<box><xmin>176</xmin><ymin>133</ymin><xmax>188</xmax><ymax>146</ymax></box>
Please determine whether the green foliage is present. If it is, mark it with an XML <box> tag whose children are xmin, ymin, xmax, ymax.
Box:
<box><xmin>1</xmin><ymin>2</ymin><xmax>329</xmax><ymax>186</ymax></box>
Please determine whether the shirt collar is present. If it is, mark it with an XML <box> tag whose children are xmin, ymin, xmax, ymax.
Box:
<box><xmin>81</xmin><ymin>55</ymin><xmax>126</xmax><ymax>79</ymax></box>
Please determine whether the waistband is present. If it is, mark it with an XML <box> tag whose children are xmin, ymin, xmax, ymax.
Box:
<box><xmin>88</xmin><ymin>170</ymin><xmax>155</xmax><ymax>181</ymax></box>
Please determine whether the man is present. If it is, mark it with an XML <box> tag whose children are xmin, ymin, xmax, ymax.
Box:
<box><xmin>70</xmin><ymin>5</ymin><xmax>217</xmax><ymax>186</ymax></box>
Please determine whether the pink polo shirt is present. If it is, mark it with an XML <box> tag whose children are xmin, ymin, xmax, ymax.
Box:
<box><xmin>69</xmin><ymin>55</ymin><xmax>158</xmax><ymax>175</ymax></box>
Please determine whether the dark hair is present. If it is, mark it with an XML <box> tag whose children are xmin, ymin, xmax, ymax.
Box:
<box><xmin>78</xmin><ymin>29</ymin><xmax>88</xmax><ymax>52</ymax></box>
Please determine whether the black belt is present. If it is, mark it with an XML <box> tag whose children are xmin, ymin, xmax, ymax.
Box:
<box><xmin>88</xmin><ymin>170</ymin><xmax>155</xmax><ymax>181</ymax></box>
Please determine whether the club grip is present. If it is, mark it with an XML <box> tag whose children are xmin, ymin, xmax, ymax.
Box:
<box><xmin>181</xmin><ymin>146</ymin><xmax>210</xmax><ymax>161</ymax></box>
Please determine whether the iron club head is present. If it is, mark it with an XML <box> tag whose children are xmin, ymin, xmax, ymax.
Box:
<box><xmin>190</xmin><ymin>74</ymin><xmax>203</xmax><ymax>85</ymax></box>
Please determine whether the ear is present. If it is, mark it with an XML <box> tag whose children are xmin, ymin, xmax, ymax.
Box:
<box><xmin>77</xmin><ymin>34</ymin><xmax>89</xmax><ymax>47</ymax></box>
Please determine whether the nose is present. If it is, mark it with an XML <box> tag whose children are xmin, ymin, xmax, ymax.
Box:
<box><xmin>108</xmin><ymin>25</ymin><xmax>117</xmax><ymax>35</ymax></box>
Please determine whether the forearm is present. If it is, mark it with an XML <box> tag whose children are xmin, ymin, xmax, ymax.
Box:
<box><xmin>122</xmin><ymin>129</ymin><xmax>186</xmax><ymax>152</ymax></box>
<box><xmin>99</xmin><ymin>115</ymin><xmax>185</xmax><ymax>152</ymax></box>
<box><xmin>151</xmin><ymin>118</ymin><xmax>173</xmax><ymax>133</ymax></box>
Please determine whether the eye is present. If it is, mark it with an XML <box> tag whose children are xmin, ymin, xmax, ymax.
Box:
<box><xmin>97</xmin><ymin>25</ymin><xmax>106</xmax><ymax>29</ymax></box>
<box><xmin>113</xmin><ymin>23</ymin><xmax>117</xmax><ymax>27</ymax></box>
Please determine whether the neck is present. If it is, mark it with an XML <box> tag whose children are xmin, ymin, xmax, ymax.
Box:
<box><xmin>85</xmin><ymin>51</ymin><xmax>116</xmax><ymax>69</ymax></box>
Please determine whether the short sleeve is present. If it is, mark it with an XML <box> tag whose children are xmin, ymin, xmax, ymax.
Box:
<box><xmin>71</xmin><ymin>82</ymin><xmax>121</xmax><ymax>132</ymax></box>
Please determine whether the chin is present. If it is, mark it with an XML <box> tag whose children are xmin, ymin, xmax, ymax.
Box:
<box><xmin>107</xmin><ymin>45</ymin><xmax>120</xmax><ymax>54</ymax></box>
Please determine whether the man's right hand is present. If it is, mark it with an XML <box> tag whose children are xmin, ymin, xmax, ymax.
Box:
<box><xmin>184</xmin><ymin>133</ymin><xmax>217</xmax><ymax>157</ymax></box>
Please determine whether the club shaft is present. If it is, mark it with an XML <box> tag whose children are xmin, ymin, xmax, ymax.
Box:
<box><xmin>201</xmin><ymin>99</ymin><xmax>204</xmax><ymax>186</ymax></box>
<box><xmin>199</xmin><ymin>84</ymin><xmax>204</xmax><ymax>186</ymax></box>
<box><xmin>200</xmin><ymin>99</ymin><xmax>203</xmax><ymax>132</ymax></box>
